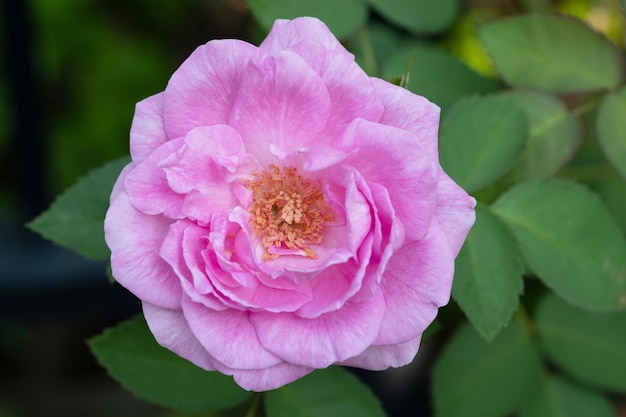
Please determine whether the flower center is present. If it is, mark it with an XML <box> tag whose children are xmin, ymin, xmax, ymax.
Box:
<box><xmin>246</xmin><ymin>165</ymin><xmax>334</xmax><ymax>260</ymax></box>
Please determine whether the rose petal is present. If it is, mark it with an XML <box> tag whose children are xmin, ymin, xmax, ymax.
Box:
<box><xmin>232</xmin><ymin>362</ymin><xmax>313</xmax><ymax>392</ymax></box>
<box><xmin>160</xmin><ymin>220</ymin><xmax>233</xmax><ymax>311</ymax></box>
<box><xmin>161</xmin><ymin>125</ymin><xmax>258</xmax><ymax>223</ymax></box>
<box><xmin>182</xmin><ymin>296</ymin><xmax>282</xmax><ymax>370</ymax></box>
<box><xmin>130</xmin><ymin>93</ymin><xmax>168</xmax><ymax>164</ymax></box>
<box><xmin>163</xmin><ymin>39</ymin><xmax>260</xmax><ymax>138</ymax></box>
<box><xmin>105</xmin><ymin>192</ymin><xmax>181</xmax><ymax>309</ymax></box>
<box><xmin>110</xmin><ymin>162</ymin><xmax>134</xmax><ymax>203</ymax></box>
<box><xmin>260</xmin><ymin>17</ymin><xmax>348</xmax><ymax>55</ymax></box>
<box><xmin>341</xmin><ymin>118</ymin><xmax>438</xmax><ymax>241</ymax></box>
<box><xmin>251</xmin><ymin>290</ymin><xmax>385</xmax><ymax>368</ymax></box>
<box><xmin>124</xmin><ymin>138</ymin><xmax>185</xmax><ymax>218</ymax></box>
<box><xmin>373</xmin><ymin>221</ymin><xmax>454</xmax><ymax>346</ymax></box>
<box><xmin>371</xmin><ymin>77</ymin><xmax>440</xmax><ymax>160</ymax></box>
<box><xmin>230</xmin><ymin>51</ymin><xmax>331</xmax><ymax>165</ymax></box>
<box><xmin>142</xmin><ymin>302</ymin><xmax>217</xmax><ymax>371</ymax></box>
<box><xmin>289</xmin><ymin>41</ymin><xmax>384</xmax><ymax>139</ymax></box>
<box><xmin>434</xmin><ymin>169</ymin><xmax>477</xmax><ymax>257</ymax></box>
<box><xmin>339</xmin><ymin>336</ymin><xmax>422</xmax><ymax>370</ymax></box>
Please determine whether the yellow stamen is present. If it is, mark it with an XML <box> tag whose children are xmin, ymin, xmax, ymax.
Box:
<box><xmin>246</xmin><ymin>165</ymin><xmax>334</xmax><ymax>260</ymax></box>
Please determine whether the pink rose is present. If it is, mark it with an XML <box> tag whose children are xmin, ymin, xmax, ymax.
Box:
<box><xmin>104</xmin><ymin>17</ymin><xmax>475</xmax><ymax>391</ymax></box>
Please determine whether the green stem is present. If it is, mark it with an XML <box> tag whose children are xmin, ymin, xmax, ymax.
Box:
<box><xmin>244</xmin><ymin>393</ymin><xmax>263</xmax><ymax>417</ymax></box>
<box><xmin>358</xmin><ymin>25</ymin><xmax>378</xmax><ymax>76</ymax></box>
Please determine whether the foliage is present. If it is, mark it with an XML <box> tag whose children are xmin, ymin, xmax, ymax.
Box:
<box><xmin>27</xmin><ymin>0</ymin><xmax>626</xmax><ymax>416</ymax></box>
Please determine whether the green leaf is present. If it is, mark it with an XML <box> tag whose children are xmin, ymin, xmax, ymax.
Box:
<box><xmin>594</xmin><ymin>179</ymin><xmax>626</xmax><ymax>232</ymax></box>
<box><xmin>245</xmin><ymin>0</ymin><xmax>367</xmax><ymax>39</ymax></box>
<box><xmin>452</xmin><ymin>205</ymin><xmax>523</xmax><ymax>341</ymax></box>
<box><xmin>383</xmin><ymin>44</ymin><xmax>498</xmax><ymax>111</ymax></box>
<box><xmin>597</xmin><ymin>85</ymin><xmax>626</xmax><ymax>179</ymax></box>
<box><xmin>431</xmin><ymin>319</ymin><xmax>542</xmax><ymax>417</ymax></box>
<box><xmin>480</xmin><ymin>14</ymin><xmax>621</xmax><ymax>92</ymax></box>
<box><xmin>492</xmin><ymin>180</ymin><xmax>626</xmax><ymax>311</ymax></box>
<box><xmin>265</xmin><ymin>367</ymin><xmax>385</xmax><ymax>417</ymax></box>
<box><xmin>521</xmin><ymin>374</ymin><xmax>617</xmax><ymax>417</ymax></box>
<box><xmin>367</xmin><ymin>0</ymin><xmax>459</xmax><ymax>35</ymax></box>
<box><xmin>28</xmin><ymin>156</ymin><xmax>130</xmax><ymax>260</ymax></box>
<box><xmin>439</xmin><ymin>94</ymin><xmax>528</xmax><ymax>192</ymax></box>
<box><xmin>535</xmin><ymin>293</ymin><xmax>626</xmax><ymax>393</ymax></box>
<box><xmin>89</xmin><ymin>316</ymin><xmax>251</xmax><ymax>412</ymax></box>
<box><xmin>504</xmin><ymin>90</ymin><xmax>581</xmax><ymax>181</ymax></box>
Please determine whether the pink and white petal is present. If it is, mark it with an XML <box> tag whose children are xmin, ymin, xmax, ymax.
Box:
<box><xmin>233</xmin><ymin>362</ymin><xmax>313</xmax><ymax>392</ymax></box>
<box><xmin>230</xmin><ymin>51</ymin><xmax>331</xmax><ymax>163</ymax></box>
<box><xmin>163</xmin><ymin>39</ymin><xmax>261</xmax><ymax>138</ymax></box>
<box><xmin>182</xmin><ymin>296</ymin><xmax>282</xmax><ymax>370</ymax></box>
<box><xmin>339</xmin><ymin>335</ymin><xmax>422</xmax><ymax>371</ymax></box>
<box><xmin>250</xmin><ymin>290</ymin><xmax>385</xmax><ymax>369</ymax></box>
<box><xmin>105</xmin><ymin>192</ymin><xmax>182</xmax><ymax>309</ymax></box>
<box><xmin>110</xmin><ymin>162</ymin><xmax>134</xmax><ymax>203</ymax></box>
<box><xmin>290</xmin><ymin>42</ymin><xmax>384</xmax><ymax>139</ymax></box>
<box><xmin>342</xmin><ymin>119</ymin><xmax>438</xmax><ymax>241</ymax></box>
<box><xmin>260</xmin><ymin>17</ymin><xmax>348</xmax><ymax>55</ymax></box>
<box><xmin>435</xmin><ymin>169</ymin><xmax>477</xmax><ymax>257</ymax></box>
<box><xmin>371</xmin><ymin>77</ymin><xmax>440</xmax><ymax>160</ymax></box>
<box><xmin>373</xmin><ymin>222</ymin><xmax>454</xmax><ymax>346</ymax></box>
<box><xmin>130</xmin><ymin>93</ymin><xmax>168</xmax><ymax>164</ymax></box>
<box><xmin>142</xmin><ymin>302</ymin><xmax>217</xmax><ymax>371</ymax></box>
<box><xmin>124</xmin><ymin>138</ymin><xmax>185</xmax><ymax>218</ymax></box>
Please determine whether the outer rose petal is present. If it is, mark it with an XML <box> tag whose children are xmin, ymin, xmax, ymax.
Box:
<box><xmin>110</xmin><ymin>162</ymin><xmax>134</xmax><ymax>203</ymax></box>
<box><xmin>371</xmin><ymin>77</ymin><xmax>440</xmax><ymax>160</ymax></box>
<box><xmin>340</xmin><ymin>335</ymin><xmax>422</xmax><ymax>370</ymax></box>
<box><xmin>435</xmin><ymin>169</ymin><xmax>477</xmax><ymax>257</ymax></box>
<box><xmin>260</xmin><ymin>17</ymin><xmax>348</xmax><ymax>55</ymax></box>
<box><xmin>130</xmin><ymin>93</ymin><xmax>167</xmax><ymax>164</ymax></box>
<box><xmin>142</xmin><ymin>302</ymin><xmax>217</xmax><ymax>371</ymax></box>
<box><xmin>182</xmin><ymin>296</ymin><xmax>282</xmax><ymax>370</ymax></box>
<box><xmin>105</xmin><ymin>192</ymin><xmax>182</xmax><ymax>309</ymax></box>
<box><xmin>250</xmin><ymin>290</ymin><xmax>385</xmax><ymax>368</ymax></box>
<box><xmin>373</xmin><ymin>221</ymin><xmax>455</xmax><ymax>346</ymax></box>
<box><xmin>163</xmin><ymin>39</ymin><xmax>260</xmax><ymax>138</ymax></box>
<box><xmin>230</xmin><ymin>363</ymin><xmax>313</xmax><ymax>392</ymax></box>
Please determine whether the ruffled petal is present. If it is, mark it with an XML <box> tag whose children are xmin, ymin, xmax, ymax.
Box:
<box><xmin>182</xmin><ymin>296</ymin><xmax>282</xmax><ymax>370</ymax></box>
<box><xmin>105</xmin><ymin>192</ymin><xmax>182</xmax><ymax>309</ymax></box>
<box><xmin>130</xmin><ymin>93</ymin><xmax>168</xmax><ymax>164</ymax></box>
<box><xmin>371</xmin><ymin>77</ymin><xmax>440</xmax><ymax>160</ymax></box>
<box><xmin>161</xmin><ymin>125</ymin><xmax>258</xmax><ymax>223</ymax></box>
<box><xmin>163</xmin><ymin>39</ymin><xmax>261</xmax><ymax>138</ymax></box>
<box><xmin>124</xmin><ymin>138</ymin><xmax>185</xmax><ymax>218</ymax></box>
<box><xmin>373</xmin><ymin>221</ymin><xmax>454</xmax><ymax>346</ymax></box>
<box><xmin>142</xmin><ymin>302</ymin><xmax>217</xmax><ymax>371</ymax></box>
<box><xmin>434</xmin><ymin>169</ymin><xmax>477</xmax><ymax>257</ymax></box>
<box><xmin>341</xmin><ymin>118</ymin><xmax>438</xmax><ymax>242</ymax></box>
<box><xmin>250</xmin><ymin>290</ymin><xmax>385</xmax><ymax>368</ymax></box>
<box><xmin>230</xmin><ymin>51</ymin><xmax>331</xmax><ymax>165</ymax></box>
<box><xmin>339</xmin><ymin>336</ymin><xmax>422</xmax><ymax>370</ymax></box>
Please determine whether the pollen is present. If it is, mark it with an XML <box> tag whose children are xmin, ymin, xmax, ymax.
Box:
<box><xmin>246</xmin><ymin>165</ymin><xmax>334</xmax><ymax>260</ymax></box>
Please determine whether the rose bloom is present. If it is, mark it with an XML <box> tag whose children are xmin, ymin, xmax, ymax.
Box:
<box><xmin>104</xmin><ymin>17</ymin><xmax>475</xmax><ymax>391</ymax></box>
